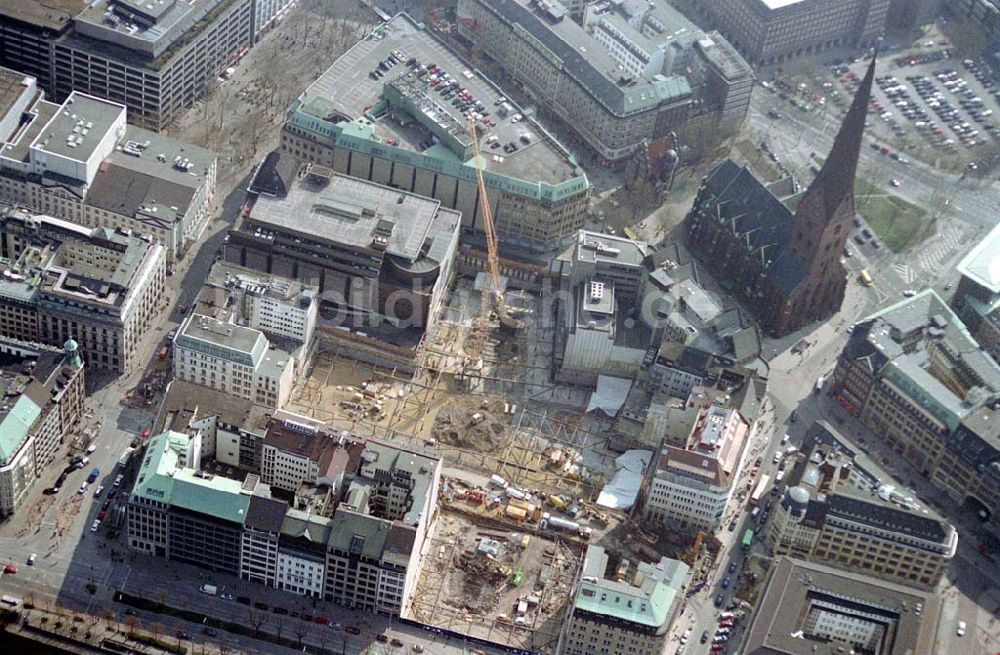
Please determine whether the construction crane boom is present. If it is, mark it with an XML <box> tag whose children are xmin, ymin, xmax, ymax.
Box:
<box><xmin>468</xmin><ymin>119</ymin><xmax>504</xmax><ymax>315</ymax></box>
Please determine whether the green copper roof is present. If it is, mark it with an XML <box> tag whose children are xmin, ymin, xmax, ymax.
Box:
<box><xmin>132</xmin><ymin>431</ymin><xmax>251</xmax><ymax>525</ymax></box>
<box><xmin>574</xmin><ymin>546</ymin><xmax>688</xmax><ymax>627</ymax></box>
<box><xmin>0</xmin><ymin>395</ymin><xmax>42</xmax><ymax>463</ymax></box>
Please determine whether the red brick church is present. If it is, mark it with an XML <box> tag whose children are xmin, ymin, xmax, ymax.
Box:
<box><xmin>685</xmin><ymin>57</ymin><xmax>876</xmax><ymax>337</ymax></box>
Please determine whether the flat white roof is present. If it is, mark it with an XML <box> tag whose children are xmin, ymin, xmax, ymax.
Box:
<box><xmin>956</xmin><ymin>221</ymin><xmax>1000</xmax><ymax>293</ymax></box>
<box><xmin>760</xmin><ymin>0</ymin><xmax>806</xmax><ymax>9</ymax></box>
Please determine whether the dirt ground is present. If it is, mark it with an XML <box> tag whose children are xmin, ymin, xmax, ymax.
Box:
<box><xmin>411</xmin><ymin>510</ymin><xmax>582</xmax><ymax>652</ymax></box>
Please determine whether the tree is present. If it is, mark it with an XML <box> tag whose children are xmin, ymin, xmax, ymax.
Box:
<box><xmin>124</xmin><ymin>614</ymin><xmax>140</xmax><ymax>637</ymax></box>
<box><xmin>294</xmin><ymin>618</ymin><xmax>310</xmax><ymax>647</ymax></box>
<box><xmin>150</xmin><ymin>621</ymin><xmax>165</xmax><ymax>644</ymax></box>
<box><xmin>246</xmin><ymin>607</ymin><xmax>269</xmax><ymax>635</ymax></box>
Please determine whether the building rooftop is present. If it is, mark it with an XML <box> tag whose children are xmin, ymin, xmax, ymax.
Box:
<box><xmin>175</xmin><ymin>314</ymin><xmax>268</xmax><ymax>367</ymax></box>
<box><xmin>29</xmin><ymin>92</ymin><xmax>124</xmax><ymax>163</ymax></box>
<box><xmin>73</xmin><ymin>0</ymin><xmax>231</xmax><ymax>60</ymax></box>
<box><xmin>132</xmin><ymin>430</ymin><xmax>266</xmax><ymax>525</ymax></box>
<box><xmin>155</xmin><ymin>379</ymin><xmax>267</xmax><ymax>434</ymax></box>
<box><xmin>757</xmin><ymin>0</ymin><xmax>807</xmax><ymax>10</ymax></box>
<box><xmin>956</xmin><ymin>220</ymin><xmax>1000</xmax><ymax>294</ymax></box>
<box><xmin>0</xmin><ymin>0</ymin><xmax>85</xmax><ymax>31</ymax></box>
<box><xmin>574</xmin><ymin>545</ymin><xmax>688</xmax><ymax>629</ymax></box>
<box><xmin>248</xmin><ymin>171</ymin><xmax>460</xmax><ymax>269</ymax></box>
<box><xmin>290</xmin><ymin>13</ymin><xmax>587</xmax><ymax>194</ymax></box>
<box><xmin>573</xmin><ymin>230</ymin><xmax>650</xmax><ymax>268</ymax></box>
<box><xmin>0</xmin><ymin>69</ymin><xmax>36</xmax><ymax>132</ymax></box>
<box><xmin>744</xmin><ymin>557</ymin><xmax>939</xmax><ymax>655</ymax></box>
<box><xmin>482</xmin><ymin>0</ymin><xmax>692</xmax><ymax>115</ymax></box>
<box><xmin>785</xmin><ymin>421</ymin><xmax>957</xmax><ymax>551</ymax></box>
<box><xmin>0</xmin><ymin>208</ymin><xmax>161</xmax><ymax>312</ymax></box>
<box><xmin>845</xmin><ymin>289</ymin><xmax>1000</xmax><ymax>431</ymax></box>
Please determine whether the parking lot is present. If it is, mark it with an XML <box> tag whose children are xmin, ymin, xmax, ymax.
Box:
<box><xmin>866</xmin><ymin>55</ymin><xmax>998</xmax><ymax>162</ymax></box>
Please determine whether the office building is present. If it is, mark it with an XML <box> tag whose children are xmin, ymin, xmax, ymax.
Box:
<box><xmin>832</xmin><ymin>289</ymin><xmax>1000</xmax><ymax>536</ymax></box>
<box><xmin>673</xmin><ymin>0</ymin><xmax>889</xmax><ymax>66</ymax></box>
<box><xmin>562</xmin><ymin>545</ymin><xmax>688</xmax><ymax>655</ymax></box>
<box><xmin>0</xmin><ymin>0</ymin><xmax>265</xmax><ymax>131</ymax></box>
<box><xmin>553</xmin><ymin>231</ymin><xmax>654</xmax><ymax>378</ymax></box>
<box><xmin>173</xmin><ymin>313</ymin><xmax>295</xmax><ymax>409</ymax></box>
<box><xmin>279</xmin><ymin>13</ymin><xmax>590</xmax><ymax>251</ymax></box>
<box><xmin>950</xmin><ymin>220</ymin><xmax>1000</xmax><ymax>363</ymax></box>
<box><xmin>0</xmin><ymin>74</ymin><xmax>216</xmax><ymax>258</ymax></box>
<box><xmin>260</xmin><ymin>411</ymin><xmax>349</xmax><ymax>494</ymax></box>
<box><xmin>768</xmin><ymin>421</ymin><xmax>957</xmax><ymax>588</ymax></box>
<box><xmin>156</xmin><ymin>379</ymin><xmax>270</xmax><ymax>472</ymax></box>
<box><xmin>457</xmin><ymin>0</ymin><xmax>754</xmax><ymax>162</ymax></box>
<box><xmin>0</xmin><ymin>206</ymin><xmax>166</xmax><ymax>372</ymax></box>
<box><xmin>950</xmin><ymin>0</ymin><xmax>1000</xmax><ymax>54</ymax></box>
<box><xmin>644</xmin><ymin>403</ymin><xmax>751</xmax><ymax>531</ymax></box>
<box><xmin>0</xmin><ymin>338</ymin><xmax>85</xmax><ymax>517</ymax></box>
<box><xmin>129</xmin><ymin>427</ymin><xmax>441</xmax><ymax>616</ymax></box>
<box><xmin>744</xmin><ymin>557</ymin><xmax>940</xmax><ymax>655</ymax></box>
<box><xmin>226</xmin><ymin>168</ymin><xmax>459</xmax><ymax>336</ymax></box>
<box><xmin>685</xmin><ymin>58</ymin><xmax>875</xmax><ymax>337</ymax></box>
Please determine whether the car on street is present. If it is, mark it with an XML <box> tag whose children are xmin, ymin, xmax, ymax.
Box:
<box><xmin>107</xmin><ymin>488</ymin><xmax>117</xmax><ymax>499</ymax></box>
<box><xmin>721</xmin><ymin>576</ymin><xmax>731</xmax><ymax>589</ymax></box>
<box><xmin>123</xmin><ymin>609</ymin><xmax>138</xmax><ymax>616</ymax></box>
<box><xmin>376</xmin><ymin>634</ymin><xmax>389</xmax><ymax>643</ymax></box>
<box><xmin>903</xmin><ymin>289</ymin><xmax>916</xmax><ymax>297</ymax></box>
<box><xmin>3</xmin><ymin>564</ymin><xmax>17</xmax><ymax>574</ymax></box>
<box><xmin>78</xmin><ymin>483</ymin><xmax>87</xmax><ymax>494</ymax></box>
<box><xmin>94</xmin><ymin>485</ymin><xmax>104</xmax><ymax>497</ymax></box>
<box><xmin>890</xmin><ymin>178</ymin><xmax>902</xmax><ymax>187</ymax></box>
<box><xmin>700</xmin><ymin>630</ymin><xmax>710</xmax><ymax>644</ymax></box>
<box><xmin>413</xmin><ymin>646</ymin><xmax>424</xmax><ymax>653</ymax></box>
<box><xmin>273</xmin><ymin>607</ymin><xmax>288</xmax><ymax>615</ymax></box>
<box><xmin>313</xmin><ymin>616</ymin><xmax>328</xmax><ymax>625</ymax></box>
<box><xmin>328</xmin><ymin>622</ymin><xmax>341</xmax><ymax>630</ymax></box>
<box><xmin>714</xmin><ymin>593</ymin><xmax>725</xmax><ymax>607</ymax></box>
<box><xmin>957</xmin><ymin>620</ymin><xmax>966</xmax><ymax>636</ymax></box>
<box><xmin>728</xmin><ymin>562</ymin><xmax>737</xmax><ymax>574</ymax></box>
<box><xmin>220</xmin><ymin>592</ymin><xmax>234</xmax><ymax>600</ymax></box>
<box><xmin>176</xmin><ymin>631</ymin><xmax>191</xmax><ymax>640</ymax></box>
<box><xmin>203</xmin><ymin>627</ymin><xmax>218</xmax><ymax>637</ymax></box>
<box><xmin>346</xmin><ymin>626</ymin><xmax>361</xmax><ymax>635</ymax></box>
<box><xmin>391</xmin><ymin>638</ymin><xmax>404</xmax><ymax>647</ymax></box>
<box><xmin>27</xmin><ymin>554</ymin><xmax>36</xmax><ymax>565</ymax></box>
<box><xmin>236</xmin><ymin>596</ymin><xmax>251</xmax><ymax>605</ymax></box>
<box><xmin>253</xmin><ymin>602</ymin><xmax>268</xmax><ymax>610</ymax></box>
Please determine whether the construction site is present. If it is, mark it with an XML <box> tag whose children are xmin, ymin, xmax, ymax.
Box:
<box><xmin>411</xmin><ymin>493</ymin><xmax>586</xmax><ymax>653</ymax></box>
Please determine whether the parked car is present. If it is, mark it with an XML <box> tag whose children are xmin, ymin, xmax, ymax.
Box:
<box><xmin>346</xmin><ymin>626</ymin><xmax>361</xmax><ymax>635</ymax></box>
<box><xmin>3</xmin><ymin>564</ymin><xmax>17</xmax><ymax>574</ymax></box>
<box><xmin>27</xmin><ymin>554</ymin><xmax>36</xmax><ymax>565</ymax></box>
<box><xmin>376</xmin><ymin>635</ymin><xmax>389</xmax><ymax>643</ymax></box>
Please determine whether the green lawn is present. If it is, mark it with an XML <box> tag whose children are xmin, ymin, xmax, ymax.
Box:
<box><xmin>854</xmin><ymin>179</ymin><xmax>931</xmax><ymax>252</ymax></box>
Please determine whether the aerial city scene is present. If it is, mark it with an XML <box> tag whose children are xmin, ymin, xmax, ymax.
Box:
<box><xmin>0</xmin><ymin>0</ymin><xmax>997</xmax><ymax>654</ymax></box>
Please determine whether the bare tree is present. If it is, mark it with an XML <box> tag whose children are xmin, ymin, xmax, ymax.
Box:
<box><xmin>124</xmin><ymin>614</ymin><xmax>140</xmax><ymax>637</ymax></box>
<box><xmin>246</xmin><ymin>607</ymin><xmax>269</xmax><ymax>635</ymax></box>
<box><xmin>294</xmin><ymin>619</ymin><xmax>310</xmax><ymax>647</ymax></box>
<box><xmin>149</xmin><ymin>621</ymin><xmax>165</xmax><ymax>643</ymax></box>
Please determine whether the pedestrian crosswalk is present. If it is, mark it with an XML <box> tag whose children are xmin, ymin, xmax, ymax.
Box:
<box><xmin>917</xmin><ymin>226</ymin><xmax>964</xmax><ymax>274</ymax></box>
<box><xmin>892</xmin><ymin>263</ymin><xmax>917</xmax><ymax>284</ymax></box>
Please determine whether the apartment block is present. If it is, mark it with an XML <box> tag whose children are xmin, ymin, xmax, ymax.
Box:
<box><xmin>562</xmin><ymin>545</ymin><xmax>689</xmax><ymax>655</ymax></box>
<box><xmin>0</xmin><ymin>206</ymin><xmax>166</xmax><ymax>372</ymax></box>
<box><xmin>833</xmin><ymin>289</ymin><xmax>1000</xmax><ymax>536</ymax></box>
<box><xmin>673</xmin><ymin>0</ymin><xmax>889</xmax><ymax>66</ymax></box>
<box><xmin>279</xmin><ymin>13</ymin><xmax>590</xmax><ymax>251</ymax></box>
<box><xmin>0</xmin><ymin>73</ymin><xmax>216</xmax><ymax>258</ymax></box>
<box><xmin>0</xmin><ymin>339</ymin><xmax>85</xmax><ymax>516</ymax></box>
<box><xmin>768</xmin><ymin>422</ymin><xmax>957</xmax><ymax>588</ymax></box>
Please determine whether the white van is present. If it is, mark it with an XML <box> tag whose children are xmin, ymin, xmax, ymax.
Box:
<box><xmin>199</xmin><ymin>584</ymin><xmax>218</xmax><ymax>596</ymax></box>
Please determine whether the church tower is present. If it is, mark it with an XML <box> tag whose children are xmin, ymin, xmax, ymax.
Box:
<box><xmin>768</xmin><ymin>55</ymin><xmax>876</xmax><ymax>334</ymax></box>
